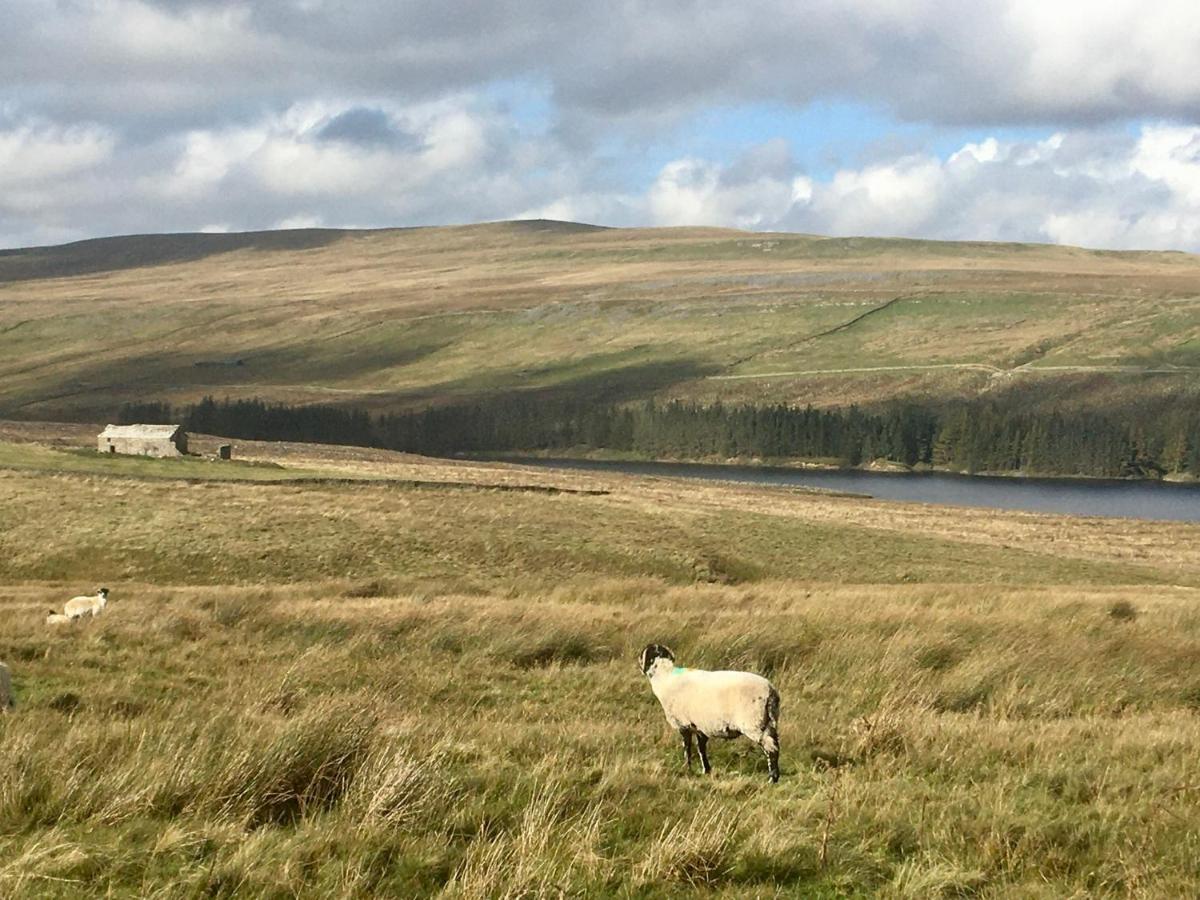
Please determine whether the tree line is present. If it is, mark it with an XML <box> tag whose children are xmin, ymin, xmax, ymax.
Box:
<box><xmin>117</xmin><ymin>395</ymin><xmax>1200</xmax><ymax>479</ymax></box>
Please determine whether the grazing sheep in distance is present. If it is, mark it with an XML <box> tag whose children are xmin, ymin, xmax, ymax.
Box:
<box><xmin>640</xmin><ymin>643</ymin><xmax>781</xmax><ymax>783</ymax></box>
<box><xmin>65</xmin><ymin>587</ymin><xmax>109</xmax><ymax>620</ymax></box>
<box><xmin>46</xmin><ymin>609</ymin><xmax>73</xmax><ymax>626</ymax></box>
<box><xmin>0</xmin><ymin>662</ymin><xmax>12</xmax><ymax>711</ymax></box>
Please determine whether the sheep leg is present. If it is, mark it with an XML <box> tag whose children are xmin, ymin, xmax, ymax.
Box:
<box><xmin>679</xmin><ymin>728</ymin><xmax>695</xmax><ymax>772</ymax></box>
<box><xmin>762</xmin><ymin>687</ymin><xmax>781</xmax><ymax>783</ymax></box>
<box><xmin>761</xmin><ymin>727</ymin><xmax>780</xmax><ymax>783</ymax></box>
<box><xmin>695</xmin><ymin>733</ymin><xmax>712</xmax><ymax>775</ymax></box>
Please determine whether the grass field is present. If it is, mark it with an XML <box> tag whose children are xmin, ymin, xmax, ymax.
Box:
<box><xmin>3</xmin><ymin>221</ymin><xmax>1200</xmax><ymax>421</ymax></box>
<box><xmin>4</xmin><ymin>429</ymin><xmax>1200</xmax><ymax>896</ymax></box>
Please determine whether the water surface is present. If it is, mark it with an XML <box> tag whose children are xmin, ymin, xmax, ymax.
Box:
<box><xmin>496</xmin><ymin>457</ymin><xmax>1200</xmax><ymax>522</ymax></box>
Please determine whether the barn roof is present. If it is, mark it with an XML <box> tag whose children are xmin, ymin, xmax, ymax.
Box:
<box><xmin>99</xmin><ymin>424</ymin><xmax>184</xmax><ymax>439</ymax></box>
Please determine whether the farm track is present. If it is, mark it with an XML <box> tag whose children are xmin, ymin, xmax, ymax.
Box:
<box><xmin>712</xmin><ymin>363</ymin><xmax>1200</xmax><ymax>380</ymax></box>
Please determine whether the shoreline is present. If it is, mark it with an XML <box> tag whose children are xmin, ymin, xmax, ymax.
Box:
<box><xmin>463</xmin><ymin>449</ymin><xmax>1200</xmax><ymax>487</ymax></box>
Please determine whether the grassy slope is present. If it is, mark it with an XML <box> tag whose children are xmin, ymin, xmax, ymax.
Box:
<box><xmin>4</xmin><ymin>438</ymin><xmax>1200</xmax><ymax>895</ymax></box>
<box><xmin>2</xmin><ymin>221</ymin><xmax>1200</xmax><ymax>420</ymax></box>
<box><xmin>0</xmin><ymin>441</ymin><xmax>331</xmax><ymax>482</ymax></box>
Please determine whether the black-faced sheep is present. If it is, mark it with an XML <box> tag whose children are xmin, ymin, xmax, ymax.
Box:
<box><xmin>46</xmin><ymin>609</ymin><xmax>73</xmax><ymax>626</ymax></box>
<box><xmin>640</xmin><ymin>643</ymin><xmax>780</xmax><ymax>783</ymax></box>
<box><xmin>64</xmin><ymin>587</ymin><xmax>108</xmax><ymax>620</ymax></box>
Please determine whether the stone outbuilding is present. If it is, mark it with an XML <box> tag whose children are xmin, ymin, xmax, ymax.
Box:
<box><xmin>98</xmin><ymin>424</ymin><xmax>188</xmax><ymax>457</ymax></box>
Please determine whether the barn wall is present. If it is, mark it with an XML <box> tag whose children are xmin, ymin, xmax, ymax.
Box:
<box><xmin>98</xmin><ymin>437</ymin><xmax>184</xmax><ymax>457</ymax></box>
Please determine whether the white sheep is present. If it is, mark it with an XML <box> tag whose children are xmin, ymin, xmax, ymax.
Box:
<box><xmin>46</xmin><ymin>609</ymin><xmax>73</xmax><ymax>626</ymax></box>
<box><xmin>0</xmin><ymin>661</ymin><xmax>12</xmax><ymax>711</ymax></box>
<box><xmin>64</xmin><ymin>587</ymin><xmax>109</xmax><ymax>620</ymax></box>
<box><xmin>640</xmin><ymin>643</ymin><xmax>780</xmax><ymax>783</ymax></box>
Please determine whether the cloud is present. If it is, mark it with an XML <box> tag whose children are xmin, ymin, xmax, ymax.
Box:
<box><xmin>0</xmin><ymin>120</ymin><xmax>114</xmax><ymax>191</ymax></box>
<box><xmin>315</xmin><ymin>108</ymin><xmax>421</xmax><ymax>150</ymax></box>
<box><xmin>5</xmin><ymin>1</ymin><xmax>1200</xmax><ymax>133</ymax></box>
<box><xmin>0</xmin><ymin>95</ymin><xmax>585</xmax><ymax>246</ymax></box>
<box><xmin>7</xmin><ymin>101</ymin><xmax>1200</xmax><ymax>253</ymax></box>
<box><xmin>4</xmin><ymin>2</ymin><xmax>1200</xmax><ymax>248</ymax></box>
<box><xmin>629</xmin><ymin>126</ymin><xmax>1200</xmax><ymax>252</ymax></box>
<box><xmin>647</xmin><ymin>144</ymin><xmax>801</xmax><ymax>230</ymax></box>
<box><xmin>0</xmin><ymin>119</ymin><xmax>118</xmax><ymax>244</ymax></box>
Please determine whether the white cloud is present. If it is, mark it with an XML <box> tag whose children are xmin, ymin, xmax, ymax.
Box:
<box><xmin>1130</xmin><ymin>125</ymin><xmax>1200</xmax><ymax>204</ymax></box>
<box><xmin>163</xmin><ymin>127</ymin><xmax>265</xmax><ymax>199</ymax></box>
<box><xmin>627</xmin><ymin>125</ymin><xmax>1200</xmax><ymax>252</ymax></box>
<box><xmin>813</xmin><ymin>157</ymin><xmax>945</xmax><ymax>237</ymax></box>
<box><xmin>647</xmin><ymin>149</ymin><xmax>799</xmax><ymax>230</ymax></box>
<box><xmin>949</xmin><ymin>138</ymin><xmax>1001</xmax><ymax>166</ymax></box>
<box><xmin>1004</xmin><ymin>0</ymin><xmax>1200</xmax><ymax>119</ymax></box>
<box><xmin>0</xmin><ymin>95</ymin><xmax>588</xmax><ymax>245</ymax></box>
<box><xmin>274</xmin><ymin>214</ymin><xmax>324</xmax><ymax>230</ymax></box>
<box><xmin>5</xmin><ymin>77</ymin><xmax>1200</xmax><ymax>255</ymax></box>
<box><xmin>0</xmin><ymin>121</ymin><xmax>114</xmax><ymax>189</ymax></box>
<box><xmin>4</xmin><ymin>1</ymin><xmax>1200</xmax><ymax>247</ymax></box>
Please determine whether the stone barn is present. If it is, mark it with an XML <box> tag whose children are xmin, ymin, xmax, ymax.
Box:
<box><xmin>98</xmin><ymin>424</ymin><xmax>188</xmax><ymax>457</ymax></box>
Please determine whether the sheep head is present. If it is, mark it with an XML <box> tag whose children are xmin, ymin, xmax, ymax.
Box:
<box><xmin>639</xmin><ymin>643</ymin><xmax>675</xmax><ymax>677</ymax></box>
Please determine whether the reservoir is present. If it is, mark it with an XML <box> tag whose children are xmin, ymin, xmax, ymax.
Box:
<box><xmin>498</xmin><ymin>457</ymin><xmax>1200</xmax><ymax>523</ymax></box>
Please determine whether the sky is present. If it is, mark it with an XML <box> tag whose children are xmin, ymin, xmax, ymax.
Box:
<box><xmin>3</xmin><ymin>1</ymin><xmax>1200</xmax><ymax>251</ymax></box>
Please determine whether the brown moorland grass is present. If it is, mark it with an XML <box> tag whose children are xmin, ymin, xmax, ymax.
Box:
<box><xmin>2</xmin><ymin>457</ymin><xmax>1193</xmax><ymax>588</ymax></box>
<box><xmin>3</xmin><ymin>222</ymin><xmax>1200</xmax><ymax>419</ymax></box>
<box><xmin>5</xmin><ymin>583</ymin><xmax>1200</xmax><ymax>897</ymax></box>
<box><xmin>3</xmin><ymin>438</ymin><xmax>1200</xmax><ymax>895</ymax></box>
<box><xmin>5</xmin><ymin>425</ymin><xmax>1195</xmax><ymax>580</ymax></box>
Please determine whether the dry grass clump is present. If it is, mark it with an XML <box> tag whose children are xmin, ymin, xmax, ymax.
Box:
<box><xmin>887</xmin><ymin>854</ymin><xmax>988</xmax><ymax>898</ymax></box>
<box><xmin>501</xmin><ymin>627</ymin><xmax>612</xmax><ymax>670</ymax></box>
<box><xmin>342</xmin><ymin>577</ymin><xmax>401</xmax><ymax>599</ymax></box>
<box><xmin>441</xmin><ymin>782</ymin><xmax>606</xmax><ymax>899</ymax></box>
<box><xmin>346</xmin><ymin>746</ymin><xmax>450</xmax><ymax>829</ymax></box>
<box><xmin>634</xmin><ymin>801</ymin><xmax>744</xmax><ymax>888</ymax></box>
<box><xmin>1108</xmin><ymin>599</ymin><xmax>1138</xmax><ymax>622</ymax></box>
<box><xmin>204</xmin><ymin>701</ymin><xmax>379</xmax><ymax>827</ymax></box>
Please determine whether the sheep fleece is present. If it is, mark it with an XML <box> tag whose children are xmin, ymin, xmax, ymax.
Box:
<box><xmin>651</xmin><ymin>669</ymin><xmax>774</xmax><ymax>737</ymax></box>
<box><xmin>64</xmin><ymin>596</ymin><xmax>99</xmax><ymax>618</ymax></box>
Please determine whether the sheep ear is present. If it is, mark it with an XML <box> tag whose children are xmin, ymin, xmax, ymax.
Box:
<box><xmin>639</xmin><ymin>646</ymin><xmax>650</xmax><ymax>674</ymax></box>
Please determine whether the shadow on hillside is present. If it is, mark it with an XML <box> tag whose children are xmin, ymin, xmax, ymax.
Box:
<box><xmin>0</xmin><ymin>346</ymin><xmax>214</xmax><ymax>419</ymax></box>
<box><xmin>0</xmin><ymin>230</ymin><xmax>369</xmax><ymax>283</ymax></box>
<box><xmin>503</xmin><ymin>219</ymin><xmax>610</xmax><ymax>234</ymax></box>
<box><xmin>243</xmin><ymin>337</ymin><xmax>455</xmax><ymax>385</ymax></box>
<box><xmin>1</xmin><ymin>340</ymin><xmax>718</xmax><ymax>424</ymax></box>
<box><xmin>0</xmin><ymin>220</ymin><xmax>611</xmax><ymax>284</ymax></box>
<box><xmin>977</xmin><ymin>372</ymin><xmax>1200</xmax><ymax>418</ymax></box>
<box><xmin>361</xmin><ymin>355</ymin><xmax>721</xmax><ymax>412</ymax></box>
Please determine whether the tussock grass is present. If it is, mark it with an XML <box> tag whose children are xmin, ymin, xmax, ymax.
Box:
<box><xmin>4</xmin><ymin>453</ymin><xmax>1200</xmax><ymax>894</ymax></box>
<box><xmin>5</xmin><ymin>581</ymin><xmax>1200</xmax><ymax>895</ymax></box>
<box><xmin>635</xmin><ymin>801</ymin><xmax>744</xmax><ymax>887</ymax></box>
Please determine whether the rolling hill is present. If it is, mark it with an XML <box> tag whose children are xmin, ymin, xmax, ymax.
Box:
<box><xmin>2</xmin><ymin>219</ymin><xmax>1199</xmax><ymax>421</ymax></box>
